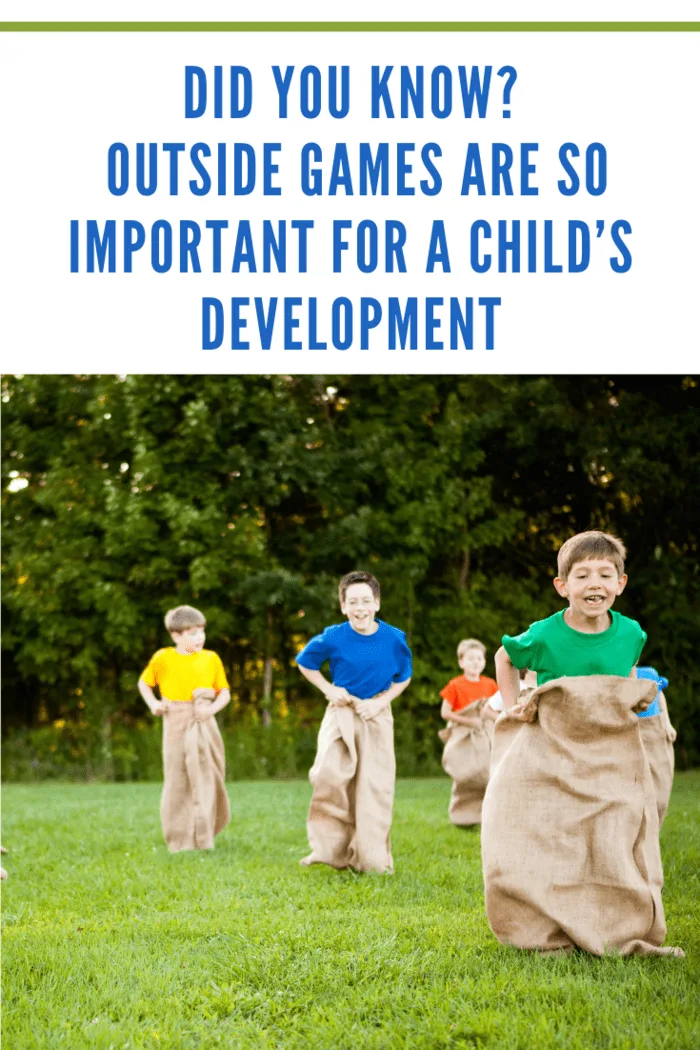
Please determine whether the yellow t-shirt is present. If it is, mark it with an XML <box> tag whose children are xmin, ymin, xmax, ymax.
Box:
<box><xmin>140</xmin><ymin>648</ymin><xmax>229</xmax><ymax>702</ymax></box>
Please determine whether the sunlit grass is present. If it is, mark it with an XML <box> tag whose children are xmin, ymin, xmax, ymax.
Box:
<box><xmin>2</xmin><ymin>774</ymin><xmax>698</xmax><ymax>1049</ymax></box>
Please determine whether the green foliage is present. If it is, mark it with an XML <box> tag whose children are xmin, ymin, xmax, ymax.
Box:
<box><xmin>3</xmin><ymin>375</ymin><xmax>699</xmax><ymax>773</ymax></box>
<box><xmin>0</xmin><ymin>704</ymin><xmax>443</xmax><ymax>783</ymax></box>
<box><xmin>2</xmin><ymin>776</ymin><xmax>699</xmax><ymax>1049</ymax></box>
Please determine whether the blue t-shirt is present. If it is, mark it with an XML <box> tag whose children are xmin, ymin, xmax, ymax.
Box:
<box><xmin>635</xmin><ymin>665</ymin><xmax>668</xmax><ymax>719</ymax></box>
<box><xmin>296</xmin><ymin>619</ymin><xmax>412</xmax><ymax>701</ymax></box>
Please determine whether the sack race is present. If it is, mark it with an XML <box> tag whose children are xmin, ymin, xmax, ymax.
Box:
<box><xmin>439</xmin><ymin>702</ymin><xmax>491</xmax><ymax>825</ymax></box>
<box><xmin>302</xmin><ymin>702</ymin><xmax>395</xmax><ymax>873</ymax></box>
<box><xmin>160</xmin><ymin>688</ymin><xmax>230</xmax><ymax>852</ymax></box>
<box><xmin>482</xmin><ymin>676</ymin><xmax>683</xmax><ymax>957</ymax></box>
<box><xmin>638</xmin><ymin>692</ymin><xmax>676</xmax><ymax>827</ymax></box>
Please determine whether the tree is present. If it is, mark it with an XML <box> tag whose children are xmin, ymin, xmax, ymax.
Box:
<box><xmin>3</xmin><ymin>374</ymin><xmax>698</xmax><ymax>772</ymax></box>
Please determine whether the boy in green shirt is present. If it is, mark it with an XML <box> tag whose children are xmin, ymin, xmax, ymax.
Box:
<box><xmin>495</xmin><ymin>530</ymin><xmax>647</xmax><ymax>709</ymax></box>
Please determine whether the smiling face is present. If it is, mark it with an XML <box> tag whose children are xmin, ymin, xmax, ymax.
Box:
<box><xmin>554</xmin><ymin>557</ymin><xmax>627</xmax><ymax>625</ymax></box>
<box><xmin>459</xmin><ymin>647</ymin><xmax>486</xmax><ymax>681</ymax></box>
<box><xmin>171</xmin><ymin>625</ymin><xmax>206</xmax><ymax>654</ymax></box>
<box><xmin>341</xmin><ymin>582</ymin><xmax>380</xmax><ymax>634</ymax></box>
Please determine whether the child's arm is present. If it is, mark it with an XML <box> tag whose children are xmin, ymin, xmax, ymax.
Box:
<box><xmin>297</xmin><ymin>664</ymin><xmax>353</xmax><ymax>705</ymax></box>
<box><xmin>355</xmin><ymin>677</ymin><xmax>411</xmax><ymax>721</ymax></box>
<box><xmin>139</xmin><ymin>678</ymin><xmax>166</xmax><ymax>716</ymax></box>
<box><xmin>210</xmin><ymin>687</ymin><xmax>230</xmax><ymax>715</ymax></box>
<box><xmin>195</xmin><ymin>688</ymin><xmax>231</xmax><ymax>721</ymax></box>
<box><xmin>441</xmin><ymin>699</ymin><xmax>456</xmax><ymax>722</ymax></box>
<box><xmin>495</xmin><ymin>646</ymin><xmax>520</xmax><ymax>710</ymax></box>
<box><xmin>481</xmin><ymin>703</ymin><xmax>499</xmax><ymax>722</ymax></box>
<box><xmin>441</xmin><ymin>699</ymin><xmax>482</xmax><ymax>727</ymax></box>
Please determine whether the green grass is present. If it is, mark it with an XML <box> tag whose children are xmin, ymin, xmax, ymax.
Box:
<box><xmin>2</xmin><ymin>774</ymin><xmax>699</xmax><ymax>1049</ymax></box>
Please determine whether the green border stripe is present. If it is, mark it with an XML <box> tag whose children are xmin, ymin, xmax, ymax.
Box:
<box><xmin>1</xmin><ymin>21</ymin><xmax>699</xmax><ymax>32</ymax></box>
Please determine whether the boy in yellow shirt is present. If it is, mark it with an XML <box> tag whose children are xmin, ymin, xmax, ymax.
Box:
<box><xmin>139</xmin><ymin>605</ymin><xmax>231</xmax><ymax>852</ymax></box>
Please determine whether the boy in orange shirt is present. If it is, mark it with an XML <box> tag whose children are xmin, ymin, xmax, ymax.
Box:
<box><xmin>439</xmin><ymin>638</ymin><xmax>498</xmax><ymax>825</ymax></box>
<box><xmin>139</xmin><ymin>605</ymin><xmax>231</xmax><ymax>852</ymax></box>
<box><xmin>440</xmin><ymin>638</ymin><xmax>498</xmax><ymax>724</ymax></box>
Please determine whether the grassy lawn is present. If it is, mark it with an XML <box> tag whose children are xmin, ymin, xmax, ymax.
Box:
<box><xmin>2</xmin><ymin>773</ymin><xmax>699</xmax><ymax>1050</ymax></box>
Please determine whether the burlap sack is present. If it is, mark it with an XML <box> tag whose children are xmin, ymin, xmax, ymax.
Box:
<box><xmin>482</xmin><ymin>675</ymin><xmax>683</xmax><ymax>957</ymax></box>
<box><xmin>160</xmin><ymin>688</ymin><xmax>230</xmax><ymax>852</ymax></box>
<box><xmin>489</xmin><ymin>686</ymin><xmax>536</xmax><ymax>774</ymax></box>
<box><xmin>638</xmin><ymin>692</ymin><xmax>676</xmax><ymax>827</ymax></box>
<box><xmin>439</xmin><ymin>703</ymin><xmax>491</xmax><ymax>826</ymax></box>
<box><xmin>302</xmin><ymin>703</ymin><xmax>395</xmax><ymax>873</ymax></box>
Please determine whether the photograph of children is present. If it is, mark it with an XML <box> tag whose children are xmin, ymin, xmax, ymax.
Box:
<box><xmin>2</xmin><ymin>374</ymin><xmax>698</xmax><ymax>1047</ymax></box>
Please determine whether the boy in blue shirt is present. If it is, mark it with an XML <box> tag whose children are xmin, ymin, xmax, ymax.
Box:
<box><xmin>296</xmin><ymin>570</ymin><xmax>412</xmax><ymax>873</ymax></box>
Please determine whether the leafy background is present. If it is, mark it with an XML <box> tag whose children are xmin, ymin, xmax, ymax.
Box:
<box><xmin>3</xmin><ymin>374</ymin><xmax>698</xmax><ymax>778</ymax></box>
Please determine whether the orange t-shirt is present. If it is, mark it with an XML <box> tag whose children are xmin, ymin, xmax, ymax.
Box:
<box><xmin>440</xmin><ymin>674</ymin><xmax>498</xmax><ymax>712</ymax></box>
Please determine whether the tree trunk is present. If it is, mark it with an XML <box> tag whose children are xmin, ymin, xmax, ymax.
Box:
<box><xmin>459</xmin><ymin>546</ymin><xmax>471</xmax><ymax>590</ymax></box>
<box><xmin>262</xmin><ymin>607</ymin><xmax>274</xmax><ymax>727</ymax></box>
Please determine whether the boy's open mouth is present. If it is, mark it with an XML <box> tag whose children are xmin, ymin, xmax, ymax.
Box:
<box><xmin>584</xmin><ymin>595</ymin><xmax>606</xmax><ymax>605</ymax></box>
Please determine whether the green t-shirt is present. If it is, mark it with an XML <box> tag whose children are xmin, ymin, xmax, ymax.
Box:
<box><xmin>502</xmin><ymin>610</ymin><xmax>647</xmax><ymax>686</ymax></box>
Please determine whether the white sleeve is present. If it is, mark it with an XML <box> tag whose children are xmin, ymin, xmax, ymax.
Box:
<box><xmin>488</xmin><ymin>691</ymin><xmax>504</xmax><ymax>712</ymax></box>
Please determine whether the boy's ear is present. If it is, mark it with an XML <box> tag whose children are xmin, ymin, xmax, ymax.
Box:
<box><xmin>615</xmin><ymin>573</ymin><xmax>628</xmax><ymax>594</ymax></box>
<box><xmin>553</xmin><ymin>576</ymin><xmax>568</xmax><ymax>598</ymax></box>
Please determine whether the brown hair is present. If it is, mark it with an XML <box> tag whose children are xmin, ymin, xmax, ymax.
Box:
<box><xmin>164</xmin><ymin>605</ymin><xmax>206</xmax><ymax>633</ymax></box>
<box><xmin>457</xmin><ymin>638</ymin><xmax>486</xmax><ymax>660</ymax></box>
<box><xmin>557</xmin><ymin>530</ymin><xmax>627</xmax><ymax>579</ymax></box>
<box><xmin>338</xmin><ymin>571</ymin><xmax>380</xmax><ymax>603</ymax></box>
